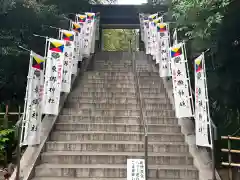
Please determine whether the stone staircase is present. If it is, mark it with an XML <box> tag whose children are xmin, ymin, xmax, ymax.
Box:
<box><xmin>32</xmin><ymin>51</ymin><xmax>199</xmax><ymax>180</ymax></box>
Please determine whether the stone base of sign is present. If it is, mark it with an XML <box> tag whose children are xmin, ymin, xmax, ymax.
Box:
<box><xmin>158</xmin><ymin>69</ymin><xmax>222</xmax><ymax>180</ymax></box>
<box><xmin>9</xmin><ymin>55</ymin><xmax>93</xmax><ymax>180</ymax></box>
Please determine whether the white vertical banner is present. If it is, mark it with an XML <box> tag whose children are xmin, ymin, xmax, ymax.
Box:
<box><xmin>148</xmin><ymin>13</ymin><xmax>158</xmax><ymax>56</ymax></box>
<box><xmin>152</xmin><ymin>17</ymin><xmax>163</xmax><ymax>59</ymax></box>
<box><xmin>95</xmin><ymin>13</ymin><xmax>100</xmax><ymax>41</ymax></box>
<box><xmin>170</xmin><ymin>42</ymin><xmax>194</xmax><ymax>118</ymax></box>
<box><xmin>140</xmin><ymin>14</ymin><xmax>148</xmax><ymax>43</ymax></box>
<box><xmin>143</xmin><ymin>20</ymin><xmax>150</xmax><ymax>54</ymax></box>
<box><xmin>156</xmin><ymin>23</ymin><xmax>171</xmax><ymax>77</ymax></box>
<box><xmin>59</xmin><ymin>29</ymin><xmax>75</xmax><ymax>92</ymax></box>
<box><xmin>156</xmin><ymin>22</ymin><xmax>169</xmax><ymax>64</ymax></box>
<box><xmin>42</xmin><ymin>38</ymin><xmax>65</xmax><ymax>115</ymax></box>
<box><xmin>76</xmin><ymin>14</ymin><xmax>87</xmax><ymax>59</ymax></box>
<box><xmin>86</xmin><ymin>12</ymin><xmax>96</xmax><ymax>54</ymax></box>
<box><xmin>85</xmin><ymin>12</ymin><xmax>95</xmax><ymax>56</ymax></box>
<box><xmin>173</xmin><ymin>28</ymin><xmax>178</xmax><ymax>45</ymax></box>
<box><xmin>70</xmin><ymin>21</ymin><xmax>82</xmax><ymax>68</ymax></box>
<box><xmin>76</xmin><ymin>14</ymin><xmax>90</xmax><ymax>57</ymax></box>
<box><xmin>127</xmin><ymin>159</ymin><xmax>145</xmax><ymax>180</ymax></box>
<box><xmin>194</xmin><ymin>53</ymin><xmax>212</xmax><ymax>147</ymax></box>
<box><xmin>21</xmin><ymin>51</ymin><xmax>45</xmax><ymax>146</ymax></box>
<box><xmin>139</xmin><ymin>13</ymin><xmax>144</xmax><ymax>42</ymax></box>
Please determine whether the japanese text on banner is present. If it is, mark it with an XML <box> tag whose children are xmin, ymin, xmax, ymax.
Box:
<box><xmin>156</xmin><ymin>23</ymin><xmax>171</xmax><ymax>77</ymax></box>
<box><xmin>194</xmin><ymin>54</ymin><xmax>212</xmax><ymax>148</ymax></box>
<box><xmin>21</xmin><ymin>51</ymin><xmax>44</xmax><ymax>146</ymax></box>
<box><xmin>70</xmin><ymin>22</ymin><xmax>81</xmax><ymax>72</ymax></box>
<box><xmin>170</xmin><ymin>43</ymin><xmax>194</xmax><ymax>118</ymax></box>
<box><xmin>60</xmin><ymin>29</ymin><xmax>75</xmax><ymax>92</ymax></box>
<box><xmin>42</xmin><ymin>38</ymin><xmax>65</xmax><ymax>115</ymax></box>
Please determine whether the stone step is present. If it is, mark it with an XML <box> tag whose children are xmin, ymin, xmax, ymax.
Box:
<box><xmin>72</xmin><ymin>87</ymin><xmax>136</xmax><ymax>93</ymax></box>
<box><xmin>94</xmin><ymin>64</ymin><xmax>132</xmax><ymax>67</ymax></box>
<box><xmin>71</xmin><ymin>87</ymin><xmax>166</xmax><ymax>94</ymax></box>
<box><xmin>79</xmin><ymin>83</ymin><xmax>135</xmax><ymax>88</ymax></box>
<box><xmin>138</xmin><ymin>72</ymin><xmax>159</xmax><ymax>77</ymax></box>
<box><xmin>142</xmin><ymin>98</ymin><xmax>170</xmax><ymax>104</ymax></box>
<box><xmin>50</xmin><ymin>131</ymin><xmax>185</xmax><ymax>142</ymax></box>
<box><xmin>83</xmin><ymin>72</ymin><xmax>160</xmax><ymax>78</ymax></box>
<box><xmin>46</xmin><ymin>141</ymin><xmax>189</xmax><ymax>153</ymax></box>
<box><xmin>138</xmin><ymin>76</ymin><xmax>162</xmax><ymax>80</ymax></box>
<box><xmin>94</xmin><ymin>60</ymin><xmax>132</xmax><ymax>63</ymax></box>
<box><xmin>138</xmin><ymin>80</ymin><xmax>164</xmax><ymax>85</ymax></box>
<box><xmin>82</xmin><ymin>79</ymin><xmax>136</xmax><ymax>84</ymax></box>
<box><xmin>32</xmin><ymin>178</ymin><xmax>196</xmax><ymax>180</ymax></box>
<box><xmin>57</xmin><ymin>115</ymin><xmax>178</xmax><ymax>125</ymax></box>
<box><xmin>60</xmin><ymin>109</ymin><xmax>139</xmax><ymax>116</ymax></box>
<box><xmin>79</xmin><ymin>83</ymin><xmax>164</xmax><ymax>88</ymax></box>
<box><xmin>64</xmin><ymin>102</ymin><xmax>139</xmax><ymax>109</ymax></box>
<box><xmin>93</xmin><ymin>67</ymin><xmax>133</xmax><ymax>71</ymax></box>
<box><xmin>83</xmin><ymin>77</ymin><xmax>135</xmax><ymax>81</ymax></box>
<box><xmin>41</xmin><ymin>151</ymin><xmax>193</xmax><ymax>165</ymax></box>
<box><xmin>66</xmin><ymin>97</ymin><xmax>137</xmax><ymax>104</ymax></box>
<box><xmin>68</xmin><ymin>93</ymin><xmax>167</xmax><ymax>99</ymax></box>
<box><xmin>60</xmin><ymin>109</ymin><xmax>175</xmax><ymax>117</ymax></box>
<box><xmin>35</xmin><ymin>164</ymin><xmax>198</xmax><ymax>179</ymax></box>
<box><xmin>68</xmin><ymin>92</ymin><xmax>136</xmax><ymax>98</ymax></box>
<box><xmin>94</xmin><ymin>61</ymin><xmax>132</xmax><ymax>65</ymax></box>
<box><xmin>85</xmin><ymin>72</ymin><xmax>134</xmax><ymax>77</ymax></box>
<box><xmin>54</xmin><ymin>123</ymin><xmax>181</xmax><ymax>133</ymax></box>
<box><xmin>63</xmin><ymin>102</ymin><xmax>172</xmax><ymax>110</ymax></box>
<box><xmin>93</xmin><ymin>67</ymin><xmax>132</xmax><ymax>70</ymax></box>
<box><xmin>82</xmin><ymin>79</ymin><xmax>164</xmax><ymax>85</ymax></box>
<box><xmin>93</xmin><ymin>64</ymin><xmax>132</xmax><ymax>67</ymax></box>
<box><xmin>91</xmin><ymin>69</ymin><xmax>132</xmax><ymax>72</ymax></box>
<box><xmin>66</xmin><ymin>97</ymin><xmax>170</xmax><ymax>104</ymax></box>
<box><xmin>139</xmin><ymin>88</ymin><xmax>166</xmax><ymax>94</ymax></box>
<box><xmin>136</xmin><ymin>67</ymin><xmax>155</xmax><ymax>72</ymax></box>
<box><xmin>94</xmin><ymin>63</ymin><xmax>132</xmax><ymax>66</ymax></box>
<box><xmin>69</xmin><ymin>91</ymin><xmax>138</xmax><ymax>96</ymax></box>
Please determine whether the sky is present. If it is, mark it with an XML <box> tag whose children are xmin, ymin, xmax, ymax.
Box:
<box><xmin>117</xmin><ymin>0</ymin><xmax>147</xmax><ymax>5</ymax></box>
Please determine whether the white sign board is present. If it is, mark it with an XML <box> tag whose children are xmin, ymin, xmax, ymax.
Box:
<box><xmin>127</xmin><ymin>159</ymin><xmax>145</xmax><ymax>180</ymax></box>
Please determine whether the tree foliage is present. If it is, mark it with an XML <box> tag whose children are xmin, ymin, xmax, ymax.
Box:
<box><xmin>0</xmin><ymin>0</ymin><xmax>97</xmax><ymax>165</ymax></box>
<box><xmin>167</xmin><ymin>0</ymin><xmax>240</xmax><ymax>166</ymax></box>
<box><xmin>103</xmin><ymin>29</ymin><xmax>138</xmax><ymax>51</ymax></box>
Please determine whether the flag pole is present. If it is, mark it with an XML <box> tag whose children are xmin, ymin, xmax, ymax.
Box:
<box><xmin>33</xmin><ymin>34</ymin><xmax>49</xmax><ymax>39</ymax></box>
<box><xmin>202</xmin><ymin>50</ymin><xmax>216</xmax><ymax>180</ymax></box>
<box><xmin>18</xmin><ymin>46</ymin><xmax>31</xmax><ymax>52</ymax></box>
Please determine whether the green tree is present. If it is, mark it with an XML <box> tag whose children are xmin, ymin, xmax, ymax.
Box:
<box><xmin>0</xmin><ymin>0</ymin><xmax>99</xmax><ymax>165</ymax></box>
<box><xmin>103</xmin><ymin>29</ymin><xmax>138</xmax><ymax>51</ymax></box>
<box><xmin>167</xmin><ymin>0</ymin><xmax>240</xmax><ymax>167</ymax></box>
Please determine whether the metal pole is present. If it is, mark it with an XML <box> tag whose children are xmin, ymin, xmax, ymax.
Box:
<box><xmin>211</xmin><ymin>126</ymin><xmax>216</xmax><ymax>180</ymax></box>
<box><xmin>228</xmin><ymin>136</ymin><xmax>233</xmax><ymax>180</ymax></box>
<box><xmin>16</xmin><ymin>106</ymin><xmax>21</xmax><ymax>180</ymax></box>
<box><xmin>131</xmin><ymin>46</ymin><xmax>148</xmax><ymax>180</ymax></box>
<box><xmin>145</xmin><ymin>135</ymin><xmax>148</xmax><ymax>180</ymax></box>
<box><xmin>4</xmin><ymin>105</ymin><xmax>8</xmax><ymax>167</ymax></box>
<box><xmin>100</xmin><ymin>27</ymin><xmax>103</xmax><ymax>51</ymax></box>
<box><xmin>4</xmin><ymin>104</ymin><xmax>8</xmax><ymax>129</ymax></box>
